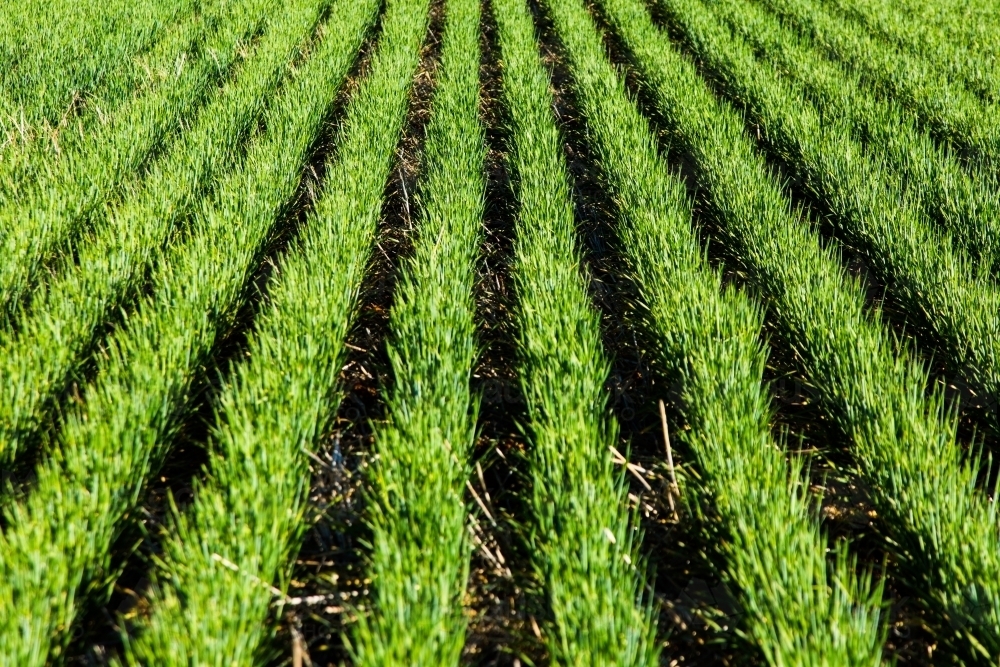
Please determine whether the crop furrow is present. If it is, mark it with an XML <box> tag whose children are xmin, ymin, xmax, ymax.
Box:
<box><xmin>0</xmin><ymin>0</ymin><xmax>374</xmax><ymax>661</ymax></box>
<box><xmin>541</xmin><ymin>0</ymin><xmax>885</xmax><ymax>663</ymax></box>
<box><xmin>123</xmin><ymin>0</ymin><xmax>420</xmax><ymax>661</ymax></box>
<box><xmin>658</xmin><ymin>0</ymin><xmax>1000</xmax><ymax>437</ymax></box>
<box><xmin>592</xmin><ymin>0</ymin><xmax>1000</xmax><ymax>658</ymax></box>
<box><xmin>349</xmin><ymin>0</ymin><xmax>482</xmax><ymax>662</ymax></box>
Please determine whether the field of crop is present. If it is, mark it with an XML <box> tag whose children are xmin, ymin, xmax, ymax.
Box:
<box><xmin>2</xmin><ymin>0</ymin><xmax>999</xmax><ymax>664</ymax></box>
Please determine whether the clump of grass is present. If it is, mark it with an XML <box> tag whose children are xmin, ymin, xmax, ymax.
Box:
<box><xmin>0</xmin><ymin>0</ymin><xmax>200</xmax><ymax>196</ymax></box>
<box><xmin>0</xmin><ymin>0</ymin><xmax>186</xmax><ymax>144</ymax></box>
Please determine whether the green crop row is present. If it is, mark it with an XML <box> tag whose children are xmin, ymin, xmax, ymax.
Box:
<box><xmin>660</xmin><ymin>0</ymin><xmax>1000</xmax><ymax>438</ymax></box>
<box><xmin>0</xmin><ymin>0</ymin><xmax>272</xmax><ymax>326</ymax></box>
<box><xmin>123</xmin><ymin>0</ymin><xmax>405</xmax><ymax>661</ymax></box>
<box><xmin>350</xmin><ymin>0</ymin><xmax>481</xmax><ymax>662</ymax></box>
<box><xmin>492</xmin><ymin>0</ymin><xmax>659</xmax><ymax>662</ymax></box>
<box><xmin>595</xmin><ymin>0</ymin><xmax>1000</xmax><ymax>658</ymax></box>
<box><xmin>704</xmin><ymin>0</ymin><xmax>1000</xmax><ymax>276</ymax></box>
<box><xmin>755</xmin><ymin>0</ymin><xmax>1000</xmax><ymax>171</ymax></box>
<box><xmin>0</xmin><ymin>0</ymin><xmax>367</xmax><ymax>661</ymax></box>
<box><xmin>544</xmin><ymin>0</ymin><xmax>886</xmax><ymax>663</ymax></box>
<box><xmin>0</xmin><ymin>0</ymin><xmax>325</xmax><ymax>470</ymax></box>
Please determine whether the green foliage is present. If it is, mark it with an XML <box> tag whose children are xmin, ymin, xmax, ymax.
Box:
<box><xmin>595</xmin><ymin>0</ymin><xmax>1000</xmax><ymax>658</ymax></box>
<box><xmin>705</xmin><ymin>0</ymin><xmax>1000</xmax><ymax>275</ymax></box>
<box><xmin>544</xmin><ymin>0</ymin><xmax>885</xmax><ymax>663</ymax></box>
<box><xmin>820</xmin><ymin>0</ymin><xmax>1000</xmax><ymax>104</ymax></box>
<box><xmin>755</xmin><ymin>0</ymin><xmax>1000</xmax><ymax>170</ymax></box>
<box><xmin>660</xmin><ymin>0</ymin><xmax>1000</xmax><ymax>439</ymax></box>
<box><xmin>492</xmin><ymin>0</ymin><xmax>659</xmax><ymax>663</ymax></box>
<box><xmin>0</xmin><ymin>0</ymin><xmax>202</xmax><ymax>196</ymax></box>
<box><xmin>0</xmin><ymin>0</ymin><xmax>362</xmax><ymax>661</ymax></box>
<box><xmin>349</xmin><ymin>0</ymin><xmax>482</xmax><ymax>662</ymax></box>
<box><xmin>0</xmin><ymin>0</ymin><xmax>187</xmax><ymax>135</ymax></box>
<box><xmin>124</xmin><ymin>0</ymin><xmax>406</xmax><ymax>661</ymax></box>
<box><xmin>0</xmin><ymin>0</ymin><xmax>318</xmax><ymax>470</ymax></box>
<box><xmin>0</xmin><ymin>0</ymin><xmax>273</xmax><ymax>325</ymax></box>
